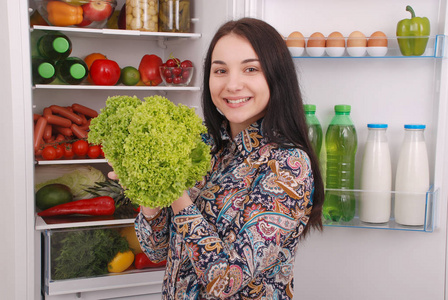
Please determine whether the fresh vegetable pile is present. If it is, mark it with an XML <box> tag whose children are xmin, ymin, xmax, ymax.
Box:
<box><xmin>88</xmin><ymin>95</ymin><xmax>211</xmax><ymax>208</ymax></box>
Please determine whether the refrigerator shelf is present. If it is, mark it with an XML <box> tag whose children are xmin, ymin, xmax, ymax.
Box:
<box><xmin>287</xmin><ymin>34</ymin><xmax>445</xmax><ymax>58</ymax></box>
<box><xmin>322</xmin><ymin>186</ymin><xmax>438</xmax><ymax>232</ymax></box>
<box><xmin>33</xmin><ymin>84</ymin><xmax>201</xmax><ymax>91</ymax></box>
<box><xmin>35</xmin><ymin>158</ymin><xmax>107</xmax><ymax>165</ymax></box>
<box><xmin>35</xmin><ymin>214</ymin><xmax>136</xmax><ymax>230</ymax></box>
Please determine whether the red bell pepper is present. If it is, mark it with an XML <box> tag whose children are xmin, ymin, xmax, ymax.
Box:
<box><xmin>134</xmin><ymin>253</ymin><xmax>167</xmax><ymax>269</ymax></box>
<box><xmin>37</xmin><ymin>196</ymin><xmax>115</xmax><ymax>217</ymax></box>
<box><xmin>138</xmin><ymin>54</ymin><xmax>163</xmax><ymax>86</ymax></box>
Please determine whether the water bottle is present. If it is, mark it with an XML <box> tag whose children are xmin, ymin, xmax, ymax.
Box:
<box><xmin>55</xmin><ymin>57</ymin><xmax>88</xmax><ymax>85</ymax></box>
<box><xmin>359</xmin><ymin>124</ymin><xmax>392</xmax><ymax>223</ymax></box>
<box><xmin>323</xmin><ymin>104</ymin><xmax>358</xmax><ymax>222</ymax></box>
<box><xmin>32</xmin><ymin>57</ymin><xmax>56</xmax><ymax>85</ymax></box>
<box><xmin>394</xmin><ymin>124</ymin><xmax>430</xmax><ymax>226</ymax></box>
<box><xmin>37</xmin><ymin>32</ymin><xmax>72</xmax><ymax>61</ymax></box>
<box><xmin>304</xmin><ymin>104</ymin><xmax>323</xmax><ymax>157</ymax></box>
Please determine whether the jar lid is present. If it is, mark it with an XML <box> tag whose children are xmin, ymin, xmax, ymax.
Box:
<box><xmin>367</xmin><ymin>123</ymin><xmax>387</xmax><ymax>129</ymax></box>
<box><xmin>404</xmin><ymin>124</ymin><xmax>426</xmax><ymax>130</ymax></box>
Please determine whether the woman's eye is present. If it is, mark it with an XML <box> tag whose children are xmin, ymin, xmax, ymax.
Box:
<box><xmin>245</xmin><ymin>67</ymin><xmax>258</xmax><ymax>73</ymax></box>
<box><xmin>213</xmin><ymin>69</ymin><xmax>226</xmax><ymax>74</ymax></box>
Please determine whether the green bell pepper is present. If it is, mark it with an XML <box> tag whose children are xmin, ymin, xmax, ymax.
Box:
<box><xmin>396</xmin><ymin>5</ymin><xmax>430</xmax><ymax>56</ymax></box>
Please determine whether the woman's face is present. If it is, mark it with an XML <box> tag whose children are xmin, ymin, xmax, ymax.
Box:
<box><xmin>209</xmin><ymin>33</ymin><xmax>270</xmax><ymax>138</ymax></box>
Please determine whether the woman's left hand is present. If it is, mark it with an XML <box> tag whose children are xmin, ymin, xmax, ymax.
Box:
<box><xmin>171</xmin><ymin>191</ymin><xmax>193</xmax><ymax>214</ymax></box>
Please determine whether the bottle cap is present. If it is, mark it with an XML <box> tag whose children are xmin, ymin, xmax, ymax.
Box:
<box><xmin>38</xmin><ymin>62</ymin><xmax>55</xmax><ymax>79</ymax></box>
<box><xmin>70</xmin><ymin>63</ymin><xmax>86</xmax><ymax>79</ymax></box>
<box><xmin>367</xmin><ymin>123</ymin><xmax>388</xmax><ymax>129</ymax></box>
<box><xmin>53</xmin><ymin>37</ymin><xmax>70</xmax><ymax>54</ymax></box>
<box><xmin>303</xmin><ymin>104</ymin><xmax>316</xmax><ymax>113</ymax></box>
<box><xmin>404</xmin><ymin>124</ymin><xmax>426</xmax><ymax>130</ymax></box>
<box><xmin>334</xmin><ymin>104</ymin><xmax>351</xmax><ymax>113</ymax></box>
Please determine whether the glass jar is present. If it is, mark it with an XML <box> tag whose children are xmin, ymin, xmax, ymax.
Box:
<box><xmin>126</xmin><ymin>0</ymin><xmax>159</xmax><ymax>31</ymax></box>
<box><xmin>158</xmin><ymin>0</ymin><xmax>190</xmax><ymax>33</ymax></box>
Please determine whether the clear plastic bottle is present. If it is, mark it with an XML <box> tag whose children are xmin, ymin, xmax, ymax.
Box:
<box><xmin>37</xmin><ymin>32</ymin><xmax>72</xmax><ymax>61</ymax></box>
<box><xmin>394</xmin><ymin>124</ymin><xmax>430</xmax><ymax>226</ymax></box>
<box><xmin>32</xmin><ymin>57</ymin><xmax>56</xmax><ymax>85</ymax></box>
<box><xmin>359</xmin><ymin>124</ymin><xmax>392</xmax><ymax>223</ymax></box>
<box><xmin>323</xmin><ymin>104</ymin><xmax>358</xmax><ymax>222</ymax></box>
<box><xmin>55</xmin><ymin>57</ymin><xmax>88</xmax><ymax>85</ymax></box>
<box><xmin>304</xmin><ymin>104</ymin><xmax>323</xmax><ymax>157</ymax></box>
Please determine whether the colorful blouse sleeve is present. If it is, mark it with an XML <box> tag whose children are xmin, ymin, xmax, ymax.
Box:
<box><xmin>135</xmin><ymin>208</ymin><xmax>170</xmax><ymax>263</ymax></box>
<box><xmin>173</xmin><ymin>148</ymin><xmax>314</xmax><ymax>298</ymax></box>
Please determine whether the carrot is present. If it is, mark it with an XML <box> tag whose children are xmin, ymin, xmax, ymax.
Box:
<box><xmin>71</xmin><ymin>123</ymin><xmax>88</xmax><ymax>139</ymax></box>
<box><xmin>34</xmin><ymin>117</ymin><xmax>47</xmax><ymax>151</ymax></box>
<box><xmin>50</xmin><ymin>105</ymin><xmax>83</xmax><ymax>125</ymax></box>
<box><xmin>54</xmin><ymin>126</ymin><xmax>73</xmax><ymax>137</ymax></box>
<box><xmin>72</xmin><ymin>103</ymin><xmax>98</xmax><ymax>118</ymax></box>
<box><xmin>43</xmin><ymin>107</ymin><xmax>52</xmax><ymax>117</ymax></box>
<box><xmin>43</xmin><ymin>124</ymin><xmax>52</xmax><ymax>141</ymax></box>
<box><xmin>45</xmin><ymin>114</ymin><xmax>72</xmax><ymax>128</ymax></box>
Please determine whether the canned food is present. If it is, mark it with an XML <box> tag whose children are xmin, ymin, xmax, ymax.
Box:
<box><xmin>126</xmin><ymin>0</ymin><xmax>159</xmax><ymax>31</ymax></box>
<box><xmin>159</xmin><ymin>0</ymin><xmax>190</xmax><ymax>33</ymax></box>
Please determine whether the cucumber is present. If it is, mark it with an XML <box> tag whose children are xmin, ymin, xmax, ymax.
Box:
<box><xmin>36</xmin><ymin>183</ymin><xmax>73</xmax><ymax>211</ymax></box>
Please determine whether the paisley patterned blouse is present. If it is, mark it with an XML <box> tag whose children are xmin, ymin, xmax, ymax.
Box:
<box><xmin>135</xmin><ymin>118</ymin><xmax>314</xmax><ymax>299</ymax></box>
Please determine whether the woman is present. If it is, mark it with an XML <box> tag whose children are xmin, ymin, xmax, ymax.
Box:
<box><xmin>114</xmin><ymin>17</ymin><xmax>324</xmax><ymax>299</ymax></box>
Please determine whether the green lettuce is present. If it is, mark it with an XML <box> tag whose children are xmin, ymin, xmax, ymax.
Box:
<box><xmin>88</xmin><ymin>95</ymin><xmax>211</xmax><ymax>208</ymax></box>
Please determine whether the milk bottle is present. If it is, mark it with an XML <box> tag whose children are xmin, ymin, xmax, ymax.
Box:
<box><xmin>394</xmin><ymin>124</ymin><xmax>430</xmax><ymax>226</ymax></box>
<box><xmin>359</xmin><ymin>124</ymin><xmax>392</xmax><ymax>223</ymax></box>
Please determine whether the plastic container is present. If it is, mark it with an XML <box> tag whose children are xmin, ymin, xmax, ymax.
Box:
<box><xmin>37</xmin><ymin>31</ymin><xmax>72</xmax><ymax>61</ymax></box>
<box><xmin>323</xmin><ymin>104</ymin><xmax>358</xmax><ymax>222</ymax></box>
<box><xmin>304</xmin><ymin>104</ymin><xmax>323</xmax><ymax>157</ymax></box>
<box><xmin>126</xmin><ymin>0</ymin><xmax>159</xmax><ymax>31</ymax></box>
<box><xmin>394</xmin><ymin>124</ymin><xmax>430</xmax><ymax>226</ymax></box>
<box><xmin>32</xmin><ymin>57</ymin><xmax>56</xmax><ymax>85</ymax></box>
<box><xmin>55</xmin><ymin>57</ymin><xmax>88</xmax><ymax>85</ymax></box>
<box><xmin>359</xmin><ymin>124</ymin><xmax>392</xmax><ymax>223</ymax></box>
<box><xmin>158</xmin><ymin>0</ymin><xmax>190</xmax><ymax>33</ymax></box>
<box><xmin>35</xmin><ymin>0</ymin><xmax>117</xmax><ymax>28</ymax></box>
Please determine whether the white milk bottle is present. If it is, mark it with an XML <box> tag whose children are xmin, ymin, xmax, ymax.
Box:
<box><xmin>360</xmin><ymin>124</ymin><xmax>392</xmax><ymax>223</ymax></box>
<box><xmin>394</xmin><ymin>124</ymin><xmax>430</xmax><ymax>226</ymax></box>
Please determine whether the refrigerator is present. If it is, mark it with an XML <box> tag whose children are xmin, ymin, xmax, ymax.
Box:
<box><xmin>1</xmin><ymin>0</ymin><xmax>448</xmax><ymax>299</ymax></box>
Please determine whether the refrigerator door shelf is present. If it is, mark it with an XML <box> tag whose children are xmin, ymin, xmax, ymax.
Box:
<box><xmin>323</xmin><ymin>186</ymin><xmax>438</xmax><ymax>232</ymax></box>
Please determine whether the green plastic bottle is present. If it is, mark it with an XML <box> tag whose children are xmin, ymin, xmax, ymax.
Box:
<box><xmin>304</xmin><ymin>104</ymin><xmax>323</xmax><ymax>157</ymax></box>
<box><xmin>37</xmin><ymin>32</ymin><xmax>72</xmax><ymax>61</ymax></box>
<box><xmin>323</xmin><ymin>104</ymin><xmax>357</xmax><ymax>222</ymax></box>
<box><xmin>32</xmin><ymin>57</ymin><xmax>56</xmax><ymax>84</ymax></box>
<box><xmin>55</xmin><ymin>57</ymin><xmax>88</xmax><ymax>85</ymax></box>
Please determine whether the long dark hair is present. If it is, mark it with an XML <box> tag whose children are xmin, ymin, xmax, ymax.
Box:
<box><xmin>202</xmin><ymin>18</ymin><xmax>323</xmax><ymax>237</ymax></box>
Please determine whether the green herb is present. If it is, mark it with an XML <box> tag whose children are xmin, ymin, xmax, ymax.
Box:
<box><xmin>52</xmin><ymin>228</ymin><xmax>129</xmax><ymax>280</ymax></box>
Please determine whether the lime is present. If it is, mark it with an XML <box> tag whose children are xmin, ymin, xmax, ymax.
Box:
<box><xmin>121</xmin><ymin>66</ymin><xmax>141</xmax><ymax>86</ymax></box>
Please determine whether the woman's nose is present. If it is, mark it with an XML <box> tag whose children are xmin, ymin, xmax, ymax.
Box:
<box><xmin>225</xmin><ymin>71</ymin><xmax>244</xmax><ymax>92</ymax></box>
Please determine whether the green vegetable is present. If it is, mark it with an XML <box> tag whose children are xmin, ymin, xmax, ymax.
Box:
<box><xmin>396</xmin><ymin>5</ymin><xmax>430</xmax><ymax>56</ymax></box>
<box><xmin>35</xmin><ymin>165</ymin><xmax>105</xmax><ymax>200</ymax></box>
<box><xmin>88</xmin><ymin>95</ymin><xmax>211</xmax><ymax>208</ymax></box>
<box><xmin>52</xmin><ymin>228</ymin><xmax>129</xmax><ymax>280</ymax></box>
<box><xmin>35</xmin><ymin>183</ymin><xmax>73</xmax><ymax>210</ymax></box>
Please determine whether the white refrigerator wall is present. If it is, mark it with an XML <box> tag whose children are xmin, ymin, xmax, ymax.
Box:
<box><xmin>3</xmin><ymin>0</ymin><xmax>448</xmax><ymax>299</ymax></box>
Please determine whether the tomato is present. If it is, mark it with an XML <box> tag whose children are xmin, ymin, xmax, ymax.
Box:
<box><xmin>87</xmin><ymin>145</ymin><xmax>101</xmax><ymax>159</ymax></box>
<box><xmin>138</xmin><ymin>54</ymin><xmax>163</xmax><ymax>86</ymax></box>
<box><xmin>54</xmin><ymin>144</ymin><xmax>65</xmax><ymax>159</ymax></box>
<box><xmin>83</xmin><ymin>53</ymin><xmax>107</xmax><ymax>83</ymax></box>
<box><xmin>180</xmin><ymin>60</ymin><xmax>193</xmax><ymax>68</ymax></box>
<box><xmin>42</xmin><ymin>146</ymin><xmax>57</xmax><ymax>160</ymax></box>
<box><xmin>90</xmin><ymin>59</ymin><xmax>121</xmax><ymax>86</ymax></box>
<box><xmin>63</xmin><ymin>143</ymin><xmax>74</xmax><ymax>159</ymax></box>
<box><xmin>72</xmin><ymin>140</ymin><xmax>89</xmax><ymax>156</ymax></box>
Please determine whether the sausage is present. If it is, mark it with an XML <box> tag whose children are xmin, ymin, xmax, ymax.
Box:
<box><xmin>72</xmin><ymin>103</ymin><xmax>98</xmax><ymax>118</ymax></box>
<box><xmin>43</xmin><ymin>107</ymin><xmax>52</xmax><ymax>117</ymax></box>
<box><xmin>53</xmin><ymin>126</ymin><xmax>73</xmax><ymax>137</ymax></box>
<box><xmin>43</xmin><ymin>124</ymin><xmax>52</xmax><ymax>141</ymax></box>
<box><xmin>33</xmin><ymin>114</ymin><xmax>41</xmax><ymax>122</ymax></box>
<box><xmin>45</xmin><ymin>114</ymin><xmax>72</xmax><ymax>128</ymax></box>
<box><xmin>34</xmin><ymin>117</ymin><xmax>47</xmax><ymax>151</ymax></box>
<box><xmin>50</xmin><ymin>105</ymin><xmax>83</xmax><ymax>125</ymax></box>
<box><xmin>71</xmin><ymin>124</ymin><xmax>88</xmax><ymax>139</ymax></box>
<box><xmin>79</xmin><ymin>119</ymin><xmax>91</xmax><ymax>131</ymax></box>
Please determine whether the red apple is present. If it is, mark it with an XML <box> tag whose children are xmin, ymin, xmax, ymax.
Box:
<box><xmin>76</xmin><ymin>17</ymin><xmax>93</xmax><ymax>27</ymax></box>
<box><xmin>82</xmin><ymin>1</ymin><xmax>114</xmax><ymax>22</ymax></box>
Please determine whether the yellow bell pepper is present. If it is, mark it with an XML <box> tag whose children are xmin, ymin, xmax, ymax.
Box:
<box><xmin>46</xmin><ymin>1</ymin><xmax>83</xmax><ymax>27</ymax></box>
<box><xmin>107</xmin><ymin>250</ymin><xmax>135</xmax><ymax>273</ymax></box>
